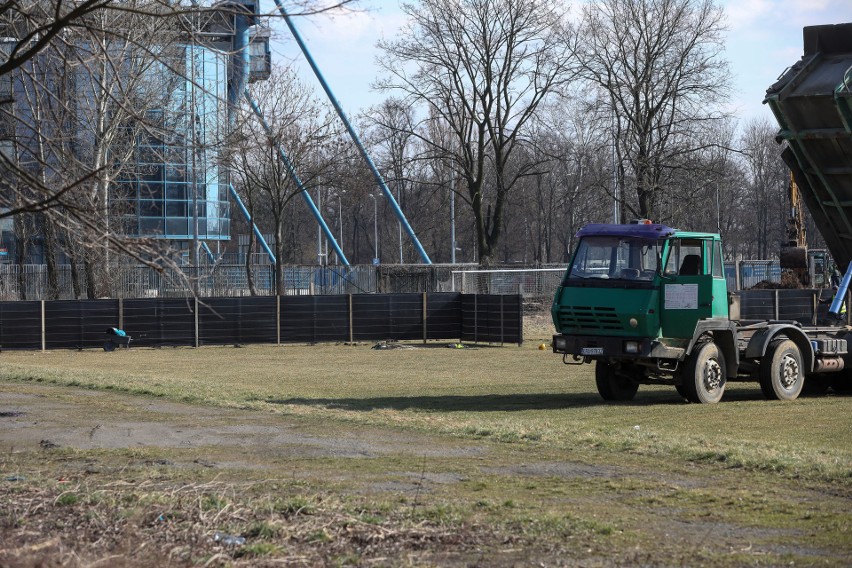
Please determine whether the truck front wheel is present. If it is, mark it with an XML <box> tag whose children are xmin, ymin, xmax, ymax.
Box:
<box><xmin>760</xmin><ymin>339</ymin><xmax>804</xmax><ymax>401</ymax></box>
<box><xmin>682</xmin><ymin>341</ymin><xmax>726</xmax><ymax>404</ymax></box>
<box><xmin>595</xmin><ymin>361</ymin><xmax>639</xmax><ymax>401</ymax></box>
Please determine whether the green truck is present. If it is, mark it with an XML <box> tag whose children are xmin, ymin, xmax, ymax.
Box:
<box><xmin>551</xmin><ymin>22</ymin><xmax>852</xmax><ymax>403</ymax></box>
<box><xmin>550</xmin><ymin>222</ymin><xmax>851</xmax><ymax>403</ymax></box>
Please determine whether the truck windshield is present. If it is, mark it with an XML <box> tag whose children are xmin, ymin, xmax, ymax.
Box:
<box><xmin>564</xmin><ymin>236</ymin><xmax>663</xmax><ymax>283</ymax></box>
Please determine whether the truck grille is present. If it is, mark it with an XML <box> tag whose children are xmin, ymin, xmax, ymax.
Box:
<box><xmin>557</xmin><ymin>306</ymin><xmax>621</xmax><ymax>331</ymax></box>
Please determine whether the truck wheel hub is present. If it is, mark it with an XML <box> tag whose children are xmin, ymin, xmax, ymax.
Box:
<box><xmin>703</xmin><ymin>359</ymin><xmax>723</xmax><ymax>391</ymax></box>
<box><xmin>780</xmin><ymin>354</ymin><xmax>800</xmax><ymax>389</ymax></box>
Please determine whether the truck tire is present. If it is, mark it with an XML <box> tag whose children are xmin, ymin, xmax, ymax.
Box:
<box><xmin>759</xmin><ymin>339</ymin><xmax>803</xmax><ymax>401</ymax></box>
<box><xmin>682</xmin><ymin>341</ymin><xmax>726</xmax><ymax>404</ymax></box>
<box><xmin>595</xmin><ymin>361</ymin><xmax>639</xmax><ymax>401</ymax></box>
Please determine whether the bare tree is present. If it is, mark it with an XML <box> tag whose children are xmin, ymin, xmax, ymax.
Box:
<box><xmin>738</xmin><ymin>117</ymin><xmax>787</xmax><ymax>260</ymax></box>
<box><xmin>579</xmin><ymin>0</ymin><xmax>730</xmax><ymax>222</ymax></box>
<box><xmin>226</xmin><ymin>66</ymin><xmax>338</xmax><ymax>294</ymax></box>
<box><xmin>376</xmin><ymin>0</ymin><xmax>577</xmax><ymax>265</ymax></box>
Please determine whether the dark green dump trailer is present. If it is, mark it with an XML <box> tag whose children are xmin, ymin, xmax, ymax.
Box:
<box><xmin>764</xmin><ymin>22</ymin><xmax>852</xmax><ymax>272</ymax></box>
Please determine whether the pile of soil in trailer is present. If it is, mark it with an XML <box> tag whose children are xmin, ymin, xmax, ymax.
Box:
<box><xmin>749</xmin><ymin>270</ymin><xmax>806</xmax><ymax>290</ymax></box>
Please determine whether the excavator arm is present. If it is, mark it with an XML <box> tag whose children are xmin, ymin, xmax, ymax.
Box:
<box><xmin>780</xmin><ymin>170</ymin><xmax>808</xmax><ymax>283</ymax></box>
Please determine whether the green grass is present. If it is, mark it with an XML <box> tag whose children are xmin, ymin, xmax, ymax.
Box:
<box><xmin>1</xmin><ymin>340</ymin><xmax>850</xmax><ymax>482</ymax></box>
<box><xmin>1</xmin><ymin>320</ymin><xmax>851</xmax><ymax>565</ymax></box>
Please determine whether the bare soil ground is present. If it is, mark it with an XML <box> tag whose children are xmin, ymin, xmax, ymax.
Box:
<box><xmin>2</xmin><ymin>378</ymin><xmax>850</xmax><ymax>567</ymax></box>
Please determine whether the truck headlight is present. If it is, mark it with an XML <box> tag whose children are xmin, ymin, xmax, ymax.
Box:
<box><xmin>624</xmin><ymin>341</ymin><xmax>640</xmax><ymax>354</ymax></box>
<box><xmin>553</xmin><ymin>336</ymin><xmax>568</xmax><ymax>351</ymax></box>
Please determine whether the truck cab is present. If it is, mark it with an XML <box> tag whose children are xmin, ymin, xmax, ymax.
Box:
<box><xmin>551</xmin><ymin>222</ymin><xmax>737</xmax><ymax>403</ymax></box>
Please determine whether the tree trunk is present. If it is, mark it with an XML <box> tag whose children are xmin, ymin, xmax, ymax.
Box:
<box><xmin>245</xmin><ymin>228</ymin><xmax>257</xmax><ymax>296</ymax></box>
<box><xmin>67</xmin><ymin>240</ymin><xmax>82</xmax><ymax>299</ymax></box>
<box><xmin>14</xmin><ymin>215</ymin><xmax>28</xmax><ymax>301</ymax></box>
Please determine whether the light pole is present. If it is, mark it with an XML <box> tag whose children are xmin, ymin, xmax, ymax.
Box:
<box><xmin>450</xmin><ymin>174</ymin><xmax>456</xmax><ymax>264</ymax></box>
<box><xmin>369</xmin><ymin>194</ymin><xmax>378</xmax><ymax>264</ymax></box>
<box><xmin>338</xmin><ymin>190</ymin><xmax>344</xmax><ymax>255</ymax></box>
<box><xmin>715</xmin><ymin>182</ymin><xmax>721</xmax><ymax>235</ymax></box>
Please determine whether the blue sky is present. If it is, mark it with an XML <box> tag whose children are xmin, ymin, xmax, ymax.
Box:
<box><xmin>270</xmin><ymin>0</ymin><xmax>852</xmax><ymax>125</ymax></box>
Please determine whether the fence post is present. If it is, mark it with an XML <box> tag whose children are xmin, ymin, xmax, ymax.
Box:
<box><xmin>500</xmin><ymin>295</ymin><xmax>505</xmax><ymax>346</ymax></box>
<box><xmin>422</xmin><ymin>292</ymin><xmax>427</xmax><ymax>344</ymax></box>
<box><xmin>194</xmin><ymin>296</ymin><xmax>199</xmax><ymax>348</ymax></box>
<box><xmin>348</xmin><ymin>294</ymin><xmax>354</xmax><ymax>344</ymax></box>
<box><xmin>474</xmin><ymin>294</ymin><xmax>478</xmax><ymax>344</ymax></box>
<box><xmin>118</xmin><ymin>298</ymin><xmax>124</xmax><ymax>331</ymax></box>
<box><xmin>774</xmin><ymin>289</ymin><xmax>779</xmax><ymax>321</ymax></box>
<box><xmin>276</xmin><ymin>294</ymin><xmax>281</xmax><ymax>345</ymax></box>
<box><xmin>735</xmin><ymin>260</ymin><xmax>742</xmax><ymax>291</ymax></box>
<box><xmin>40</xmin><ymin>300</ymin><xmax>45</xmax><ymax>352</ymax></box>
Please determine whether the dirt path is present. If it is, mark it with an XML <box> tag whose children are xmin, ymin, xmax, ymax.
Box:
<box><xmin>0</xmin><ymin>383</ymin><xmax>488</xmax><ymax>462</ymax></box>
<box><xmin>1</xmin><ymin>381</ymin><xmax>850</xmax><ymax>567</ymax></box>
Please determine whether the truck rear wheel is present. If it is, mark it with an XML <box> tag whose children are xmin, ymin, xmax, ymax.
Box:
<box><xmin>682</xmin><ymin>341</ymin><xmax>726</xmax><ymax>404</ymax></box>
<box><xmin>759</xmin><ymin>339</ymin><xmax>803</xmax><ymax>401</ymax></box>
<box><xmin>595</xmin><ymin>361</ymin><xmax>639</xmax><ymax>401</ymax></box>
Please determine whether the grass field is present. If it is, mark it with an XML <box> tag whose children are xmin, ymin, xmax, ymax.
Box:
<box><xmin>1</xmin><ymin>317</ymin><xmax>851</xmax><ymax>566</ymax></box>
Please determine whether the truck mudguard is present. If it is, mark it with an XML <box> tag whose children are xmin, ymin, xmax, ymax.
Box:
<box><xmin>687</xmin><ymin>320</ymin><xmax>740</xmax><ymax>377</ymax></box>
<box><xmin>745</xmin><ymin>325</ymin><xmax>815</xmax><ymax>373</ymax></box>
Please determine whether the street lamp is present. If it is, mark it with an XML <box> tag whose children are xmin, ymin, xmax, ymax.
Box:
<box><xmin>715</xmin><ymin>182</ymin><xmax>721</xmax><ymax>235</ymax></box>
<box><xmin>368</xmin><ymin>194</ymin><xmax>378</xmax><ymax>264</ymax></box>
<box><xmin>450</xmin><ymin>174</ymin><xmax>456</xmax><ymax>264</ymax></box>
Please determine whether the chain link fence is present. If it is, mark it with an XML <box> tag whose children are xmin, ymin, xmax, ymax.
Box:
<box><xmin>0</xmin><ymin>259</ymin><xmax>820</xmax><ymax>302</ymax></box>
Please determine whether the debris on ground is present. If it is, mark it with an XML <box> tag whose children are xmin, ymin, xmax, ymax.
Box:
<box><xmin>371</xmin><ymin>340</ymin><xmax>417</xmax><ymax>350</ymax></box>
<box><xmin>212</xmin><ymin>532</ymin><xmax>246</xmax><ymax>546</ymax></box>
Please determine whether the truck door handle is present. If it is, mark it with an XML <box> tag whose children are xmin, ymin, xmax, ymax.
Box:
<box><xmin>699</xmin><ymin>302</ymin><xmax>711</xmax><ymax>307</ymax></box>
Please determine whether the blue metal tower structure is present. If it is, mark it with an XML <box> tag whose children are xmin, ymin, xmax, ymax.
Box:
<box><xmin>225</xmin><ymin>0</ymin><xmax>348</xmax><ymax>265</ymax></box>
<box><xmin>271</xmin><ymin>0</ymin><xmax>433</xmax><ymax>264</ymax></box>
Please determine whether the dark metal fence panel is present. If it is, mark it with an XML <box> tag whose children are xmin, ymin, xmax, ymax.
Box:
<box><xmin>199</xmin><ymin>297</ymin><xmax>278</xmax><ymax>345</ymax></box>
<box><xmin>461</xmin><ymin>294</ymin><xmax>523</xmax><ymax>344</ymax></box>
<box><xmin>280</xmin><ymin>296</ymin><xmax>350</xmax><ymax>343</ymax></box>
<box><xmin>352</xmin><ymin>294</ymin><xmax>423</xmax><ymax>341</ymax></box>
<box><xmin>426</xmin><ymin>293</ymin><xmax>462</xmax><ymax>339</ymax></box>
<box><xmin>0</xmin><ymin>301</ymin><xmax>42</xmax><ymax>349</ymax></box>
<box><xmin>123</xmin><ymin>298</ymin><xmax>196</xmax><ymax>347</ymax></box>
<box><xmin>0</xmin><ymin>293</ymin><xmax>524</xmax><ymax>349</ymax></box>
<box><xmin>45</xmin><ymin>300</ymin><xmax>119</xmax><ymax>349</ymax></box>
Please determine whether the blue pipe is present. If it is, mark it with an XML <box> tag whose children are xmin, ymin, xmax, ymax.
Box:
<box><xmin>272</xmin><ymin>0</ymin><xmax>432</xmax><ymax>264</ymax></box>
<box><xmin>829</xmin><ymin>262</ymin><xmax>852</xmax><ymax>316</ymax></box>
<box><xmin>243</xmin><ymin>89</ymin><xmax>350</xmax><ymax>265</ymax></box>
<box><xmin>201</xmin><ymin>241</ymin><xmax>216</xmax><ymax>263</ymax></box>
<box><xmin>225</xmin><ymin>7</ymin><xmax>275</xmax><ymax>265</ymax></box>
<box><xmin>229</xmin><ymin>183</ymin><xmax>276</xmax><ymax>263</ymax></box>
<box><xmin>227</xmin><ymin>7</ymin><xmax>251</xmax><ymax>128</ymax></box>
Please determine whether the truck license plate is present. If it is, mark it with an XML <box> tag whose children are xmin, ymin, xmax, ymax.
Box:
<box><xmin>580</xmin><ymin>347</ymin><xmax>604</xmax><ymax>356</ymax></box>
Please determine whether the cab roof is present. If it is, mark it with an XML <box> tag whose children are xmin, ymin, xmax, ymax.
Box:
<box><xmin>575</xmin><ymin>223</ymin><xmax>718</xmax><ymax>240</ymax></box>
<box><xmin>575</xmin><ymin>223</ymin><xmax>676</xmax><ymax>239</ymax></box>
